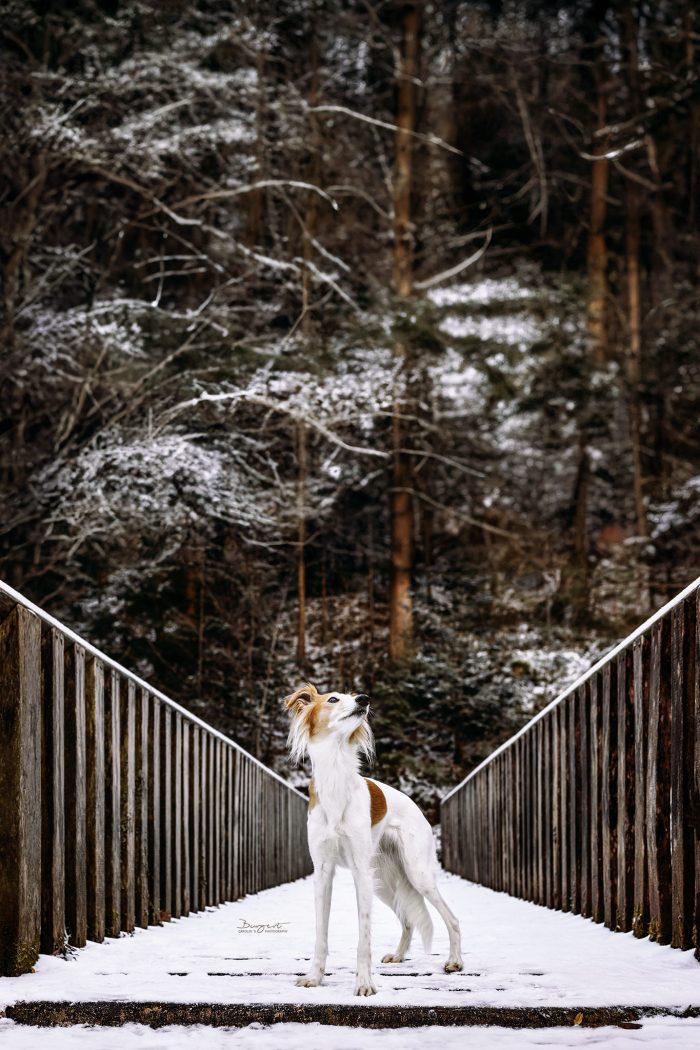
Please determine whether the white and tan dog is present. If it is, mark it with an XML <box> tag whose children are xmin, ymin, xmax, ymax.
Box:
<box><xmin>284</xmin><ymin>684</ymin><xmax>463</xmax><ymax>996</ymax></box>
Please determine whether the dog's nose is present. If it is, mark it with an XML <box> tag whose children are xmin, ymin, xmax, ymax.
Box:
<box><xmin>355</xmin><ymin>694</ymin><xmax>370</xmax><ymax>708</ymax></box>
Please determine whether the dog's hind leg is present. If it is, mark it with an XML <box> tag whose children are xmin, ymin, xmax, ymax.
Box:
<box><xmin>373</xmin><ymin>877</ymin><xmax>413</xmax><ymax>962</ymax></box>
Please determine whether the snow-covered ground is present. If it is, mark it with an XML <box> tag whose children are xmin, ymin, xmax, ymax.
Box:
<box><xmin>1</xmin><ymin>867</ymin><xmax>699</xmax><ymax>1046</ymax></box>
<box><xmin>2</xmin><ymin>1017</ymin><xmax>700</xmax><ymax>1050</ymax></box>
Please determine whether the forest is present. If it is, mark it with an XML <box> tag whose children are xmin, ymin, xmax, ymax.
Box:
<box><xmin>1</xmin><ymin>0</ymin><xmax>699</xmax><ymax>816</ymax></box>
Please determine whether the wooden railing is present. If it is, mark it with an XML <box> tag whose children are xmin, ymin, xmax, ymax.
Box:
<box><xmin>0</xmin><ymin>581</ymin><xmax>312</xmax><ymax>977</ymax></box>
<box><xmin>441</xmin><ymin>576</ymin><xmax>700</xmax><ymax>958</ymax></box>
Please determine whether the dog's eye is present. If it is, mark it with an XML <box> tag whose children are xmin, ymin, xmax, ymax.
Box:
<box><xmin>327</xmin><ymin>696</ymin><xmax>340</xmax><ymax>703</ymax></box>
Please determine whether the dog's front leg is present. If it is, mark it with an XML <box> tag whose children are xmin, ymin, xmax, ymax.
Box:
<box><xmin>296</xmin><ymin>859</ymin><xmax>334</xmax><ymax>987</ymax></box>
<box><xmin>349</xmin><ymin>861</ymin><xmax>376</xmax><ymax>996</ymax></box>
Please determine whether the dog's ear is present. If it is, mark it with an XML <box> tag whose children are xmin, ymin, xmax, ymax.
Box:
<box><xmin>283</xmin><ymin>684</ymin><xmax>317</xmax><ymax>713</ymax></box>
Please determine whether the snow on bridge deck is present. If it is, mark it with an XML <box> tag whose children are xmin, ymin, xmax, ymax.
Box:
<box><xmin>2</xmin><ymin>867</ymin><xmax>699</xmax><ymax>1020</ymax></box>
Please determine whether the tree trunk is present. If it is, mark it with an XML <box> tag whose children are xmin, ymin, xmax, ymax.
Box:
<box><xmin>389</xmin><ymin>1</ymin><xmax>419</xmax><ymax>662</ymax></box>
<box><xmin>621</xmin><ymin>2</ymin><xmax>648</xmax><ymax>540</ymax></box>
<box><xmin>586</xmin><ymin>88</ymin><xmax>609</xmax><ymax>365</ymax></box>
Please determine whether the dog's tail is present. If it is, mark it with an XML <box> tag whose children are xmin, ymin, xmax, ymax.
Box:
<box><xmin>376</xmin><ymin>833</ymin><xmax>433</xmax><ymax>955</ymax></box>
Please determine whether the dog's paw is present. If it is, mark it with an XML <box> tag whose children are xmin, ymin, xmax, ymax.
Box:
<box><xmin>295</xmin><ymin>973</ymin><xmax>322</xmax><ymax>987</ymax></box>
<box><xmin>381</xmin><ymin>953</ymin><xmax>404</xmax><ymax>963</ymax></box>
<box><xmin>354</xmin><ymin>977</ymin><xmax>377</xmax><ymax>996</ymax></box>
<box><xmin>444</xmin><ymin>959</ymin><xmax>463</xmax><ymax>973</ymax></box>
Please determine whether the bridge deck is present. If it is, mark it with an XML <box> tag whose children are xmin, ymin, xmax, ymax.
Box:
<box><xmin>1</xmin><ymin>867</ymin><xmax>699</xmax><ymax>1022</ymax></box>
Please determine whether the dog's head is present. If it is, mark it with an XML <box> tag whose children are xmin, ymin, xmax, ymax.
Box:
<box><xmin>283</xmin><ymin>683</ymin><xmax>374</xmax><ymax>764</ymax></box>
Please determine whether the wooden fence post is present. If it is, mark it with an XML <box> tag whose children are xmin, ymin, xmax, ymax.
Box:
<box><xmin>0</xmin><ymin>605</ymin><xmax>42</xmax><ymax>975</ymax></box>
<box><xmin>41</xmin><ymin>627</ymin><xmax>65</xmax><ymax>956</ymax></box>
<box><xmin>64</xmin><ymin>643</ymin><xmax>87</xmax><ymax>947</ymax></box>
<box><xmin>85</xmin><ymin>655</ymin><xmax>105</xmax><ymax>942</ymax></box>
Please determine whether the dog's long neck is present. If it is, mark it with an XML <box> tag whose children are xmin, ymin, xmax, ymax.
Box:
<box><xmin>308</xmin><ymin>736</ymin><xmax>362</xmax><ymax>822</ymax></box>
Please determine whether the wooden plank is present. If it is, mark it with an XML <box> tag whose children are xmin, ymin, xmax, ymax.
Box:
<box><xmin>558</xmin><ymin>702</ymin><xmax>569</xmax><ymax>912</ymax></box>
<box><xmin>40</xmin><ymin>628</ymin><xmax>65</xmax><ymax>956</ymax></box>
<box><xmin>616</xmin><ymin>648</ymin><xmax>634</xmax><ymax>932</ymax></box>
<box><xmin>601</xmin><ymin>661</ymin><xmax>617</xmax><ymax>931</ymax></box>
<box><xmin>214</xmin><ymin>738</ymin><xmax>222</xmax><ymax>903</ymax></box>
<box><xmin>694</xmin><ymin>591</ymin><xmax>700</xmax><ymax>960</ymax></box>
<box><xmin>542</xmin><ymin>718</ymin><xmax>552</xmax><ymax>907</ymax></box>
<box><xmin>227</xmin><ymin>747</ymin><xmax>235</xmax><ymax>901</ymax></box>
<box><xmin>120</xmin><ymin>679</ymin><xmax>136</xmax><ymax>933</ymax></box>
<box><xmin>135</xmin><ymin>689</ymin><xmax>149</xmax><ymax>928</ymax></box>
<box><xmin>568</xmin><ymin>693</ymin><xmax>581</xmax><ymax>914</ymax></box>
<box><xmin>199</xmin><ymin>731</ymin><xmax>208</xmax><ymax>907</ymax></box>
<box><xmin>171</xmin><ymin>713</ymin><xmax>182</xmax><ymax>920</ymax></box>
<box><xmin>160</xmin><ymin>705</ymin><xmax>172</xmax><ymax>921</ymax></box>
<box><xmin>589</xmin><ymin>674</ymin><xmax>603</xmax><ymax>923</ymax></box>
<box><xmin>182</xmin><ymin>720</ymin><xmax>191</xmax><ymax>917</ymax></box>
<box><xmin>189</xmin><ymin>725</ymin><xmax>200</xmax><ymax>912</ymax></box>
<box><xmin>670</xmin><ymin>600</ymin><xmax>696</xmax><ymax>949</ymax></box>
<box><xmin>147</xmin><ymin>699</ymin><xmax>161</xmax><ymax>925</ymax></box>
<box><xmin>104</xmin><ymin>670</ymin><xmax>121</xmax><ymax>937</ymax></box>
<box><xmin>551</xmin><ymin>707</ymin><xmax>561</xmax><ymax>910</ymax></box>
<box><xmin>579</xmin><ymin>684</ymin><xmax>591</xmax><ymax>918</ymax></box>
<box><xmin>523</xmin><ymin>731</ymin><xmax>532</xmax><ymax>900</ymax></box>
<box><xmin>647</xmin><ymin>618</ymin><xmax>672</xmax><ymax>944</ymax></box>
<box><xmin>85</xmin><ymin>655</ymin><xmax>105</xmax><ymax>942</ymax></box>
<box><xmin>633</xmin><ymin>635</ymin><xmax>649</xmax><ymax>937</ymax></box>
<box><xmin>513</xmin><ymin>737</ymin><xmax>522</xmax><ymax>899</ymax></box>
<box><xmin>207</xmin><ymin>734</ymin><xmax>215</xmax><ymax>904</ymax></box>
<box><xmin>64</xmin><ymin>642</ymin><xmax>87</xmax><ymax>948</ymax></box>
<box><xmin>0</xmin><ymin>605</ymin><xmax>42</xmax><ymax>975</ymax></box>
<box><xmin>233</xmin><ymin>744</ymin><xmax>242</xmax><ymax>900</ymax></box>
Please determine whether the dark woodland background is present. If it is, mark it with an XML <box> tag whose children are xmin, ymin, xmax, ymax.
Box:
<box><xmin>1</xmin><ymin>0</ymin><xmax>699</xmax><ymax>816</ymax></box>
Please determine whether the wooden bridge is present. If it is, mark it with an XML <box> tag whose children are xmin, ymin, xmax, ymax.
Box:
<box><xmin>1</xmin><ymin>576</ymin><xmax>700</xmax><ymax>1036</ymax></box>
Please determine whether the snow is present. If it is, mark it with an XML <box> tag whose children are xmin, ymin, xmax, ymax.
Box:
<box><xmin>439</xmin><ymin>313</ymin><xmax>542</xmax><ymax>348</ymax></box>
<box><xmin>427</xmin><ymin>279</ymin><xmax>532</xmax><ymax>308</ymax></box>
<box><xmin>1</xmin><ymin>864</ymin><xmax>699</xmax><ymax>1048</ymax></box>
<box><xmin>2</xmin><ymin>1017</ymin><xmax>700</xmax><ymax>1049</ymax></box>
<box><xmin>1</xmin><ymin>868</ymin><xmax>698</xmax><ymax>1014</ymax></box>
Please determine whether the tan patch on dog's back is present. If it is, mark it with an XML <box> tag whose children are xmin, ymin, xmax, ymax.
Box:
<box><xmin>308</xmin><ymin>778</ymin><xmax>318</xmax><ymax>810</ymax></box>
<box><xmin>364</xmin><ymin>778</ymin><xmax>387</xmax><ymax>826</ymax></box>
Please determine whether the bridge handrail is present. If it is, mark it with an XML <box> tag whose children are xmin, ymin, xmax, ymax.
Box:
<box><xmin>0</xmin><ymin>580</ymin><xmax>303</xmax><ymax>797</ymax></box>
<box><xmin>441</xmin><ymin>574</ymin><xmax>700</xmax><ymax>803</ymax></box>
<box><xmin>440</xmin><ymin>575</ymin><xmax>700</xmax><ymax>958</ymax></box>
<box><xmin>0</xmin><ymin>580</ymin><xmax>312</xmax><ymax>978</ymax></box>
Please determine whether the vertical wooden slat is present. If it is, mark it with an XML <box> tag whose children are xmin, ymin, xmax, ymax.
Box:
<box><xmin>148</xmin><ymin>699</ymin><xmax>161</xmax><ymax>925</ymax></box>
<box><xmin>590</xmin><ymin>674</ymin><xmax>603</xmax><ymax>923</ymax></box>
<box><xmin>41</xmin><ymin>627</ymin><xmax>65</xmax><ymax>956</ymax></box>
<box><xmin>694</xmin><ymin>591</ymin><xmax>700</xmax><ymax>960</ymax></box>
<box><xmin>0</xmin><ymin>605</ymin><xmax>42</xmax><ymax>975</ymax></box>
<box><xmin>227</xmin><ymin>747</ymin><xmax>235</xmax><ymax>901</ymax></box>
<box><xmin>647</xmin><ymin>618</ymin><xmax>672</xmax><ymax>944</ymax></box>
<box><xmin>189</xmin><ymin>725</ymin><xmax>200</xmax><ymax>913</ymax></box>
<box><xmin>601</xmin><ymin>661</ymin><xmax>617</xmax><ymax>930</ymax></box>
<box><xmin>85</xmin><ymin>655</ymin><xmax>105</xmax><ymax>942</ymax></box>
<box><xmin>559</xmin><ymin>701</ymin><xmax>569</xmax><ymax>912</ymax></box>
<box><xmin>579</xmin><ymin>683</ymin><xmax>591</xmax><ymax>918</ymax></box>
<box><xmin>171</xmin><ymin>713</ymin><xmax>182</xmax><ymax>920</ymax></box>
<box><xmin>542</xmin><ymin>718</ymin><xmax>551</xmax><ymax>907</ymax></box>
<box><xmin>670</xmin><ymin>600</ymin><xmax>696</xmax><ymax>949</ymax></box>
<box><xmin>120</xmin><ymin>678</ymin><xmax>136</xmax><ymax>933</ymax></box>
<box><xmin>64</xmin><ymin>643</ymin><xmax>87</xmax><ymax>948</ymax></box>
<box><xmin>104</xmin><ymin>670</ymin><xmax>121</xmax><ymax>936</ymax></box>
<box><xmin>135</xmin><ymin>688</ymin><xmax>149</xmax><ymax>928</ymax></box>
<box><xmin>633</xmin><ymin>635</ymin><xmax>649</xmax><ymax>937</ymax></box>
<box><xmin>616</xmin><ymin>648</ymin><xmax>634</xmax><ymax>932</ymax></box>
<box><xmin>160</xmin><ymin>705</ymin><xmax>172</xmax><ymax>921</ymax></box>
<box><xmin>214</xmin><ymin>738</ymin><xmax>222</xmax><ymax>903</ymax></box>
<box><xmin>182</xmin><ymin>720</ymin><xmax>191</xmax><ymax>917</ymax></box>
<box><xmin>199</xmin><ymin>732</ymin><xmax>207</xmax><ymax>905</ymax></box>
<box><xmin>551</xmin><ymin>708</ymin><xmax>561</xmax><ymax>910</ymax></box>
<box><xmin>233</xmin><ymin>745</ymin><xmax>242</xmax><ymax>901</ymax></box>
<box><xmin>568</xmin><ymin>693</ymin><xmax>581</xmax><ymax>914</ymax></box>
<box><xmin>207</xmin><ymin>732</ymin><xmax>215</xmax><ymax>905</ymax></box>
